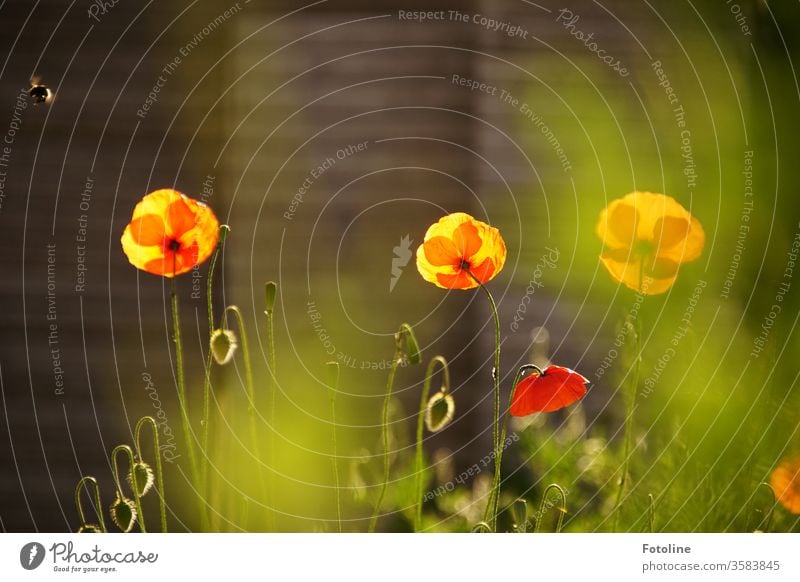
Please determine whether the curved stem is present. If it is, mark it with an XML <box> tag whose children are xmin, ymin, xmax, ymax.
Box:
<box><xmin>112</xmin><ymin>444</ymin><xmax>145</xmax><ymax>532</ymax></box>
<box><xmin>223</xmin><ymin>305</ymin><xmax>263</xmax><ymax>530</ymax></box>
<box><xmin>135</xmin><ymin>416</ymin><xmax>167</xmax><ymax>532</ymax></box>
<box><xmin>368</xmin><ymin>343</ymin><xmax>402</xmax><ymax>533</ymax></box>
<box><xmin>535</xmin><ymin>483</ymin><xmax>567</xmax><ymax>533</ymax></box>
<box><xmin>468</xmin><ymin>275</ymin><xmax>502</xmax><ymax>531</ymax></box>
<box><xmin>486</xmin><ymin>364</ymin><xmax>543</xmax><ymax>525</ymax></box>
<box><xmin>75</xmin><ymin>476</ymin><xmax>106</xmax><ymax>532</ymax></box>
<box><xmin>414</xmin><ymin>356</ymin><xmax>450</xmax><ymax>531</ymax></box>
<box><xmin>326</xmin><ymin>362</ymin><xmax>342</xmax><ymax>532</ymax></box>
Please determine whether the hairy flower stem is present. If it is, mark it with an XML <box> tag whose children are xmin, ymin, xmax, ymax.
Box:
<box><xmin>135</xmin><ymin>416</ymin><xmax>167</xmax><ymax>532</ymax></box>
<box><xmin>224</xmin><ymin>305</ymin><xmax>264</xmax><ymax>530</ymax></box>
<box><xmin>414</xmin><ymin>356</ymin><xmax>450</xmax><ymax>531</ymax></box>
<box><xmin>612</xmin><ymin>285</ymin><xmax>644</xmax><ymax>531</ymax></box>
<box><xmin>200</xmin><ymin>227</ymin><xmax>227</xmax><ymax>530</ymax></box>
<box><xmin>487</xmin><ymin>364</ymin><xmax>543</xmax><ymax>526</ymax></box>
<box><xmin>468</xmin><ymin>274</ymin><xmax>502</xmax><ymax>531</ymax></box>
<box><xmin>75</xmin><ymin>476</ymin><xmax>106</xmax><ymax>532</ymax></box>
<box><xmin>171</xmin><ymin>277</ymin><xmax>199</xmax><ymax>492</ymax></box>
<box><xmin>326</xmin><ymin>362</ymin><xmax>342</xmax><ymax>532</ymax></box>
<box><xmin>265</xmin><ymin>282</ymin><xmax>277</xmax><ymax>531</ymax></box>
<box><xmin>368</xmin><ymin>343</ymin><xmax>403</xmax><ymax>533</ymax></box>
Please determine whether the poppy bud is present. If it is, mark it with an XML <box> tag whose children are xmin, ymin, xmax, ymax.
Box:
<box><xmin>264</xmin><ymin>281</ymin><xmax>277</xmax><ymax>314</ymax></box>
<box><xmin>127</xmin><ymin>460</ymin><xmax>155</xmax><ymax>497</ymax></box>
<box><xmin>210</xmin><ymin>328</ymin><xmax>238</xmax><ymax>365</ymax></box>
<box><xmin>425</xmin><ymin>391</ymin><xmax>455</xmax><ymax>432</ymax></box>
<box><xmin>109</xmin><ymin>494</ymin><xmax>138</xmax><ymax>533</ymax></box>
<box><xmin>218</xmin><ymin>224</ymin><xmax>231</xmax><ymax>244</ymax></box>
<box><xmin>398</xmin><ymin>323</ymin><xmax>421</xmax><ymax>365</ymax></box>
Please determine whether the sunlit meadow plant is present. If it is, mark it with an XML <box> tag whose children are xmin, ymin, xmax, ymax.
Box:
<box><xmin>416</xmin><ymin>212</ymin><xmax>589</xmax><ymax>531</ymax></box>
<box><xmin>74</xmin><ymin>188</ymin><xmax>799</xmax><ymax>536</ymax></box>
<box><xmin>596</xmin><ymin>191</ymin><xmax>705</xmax><ymax>529</ymax></box>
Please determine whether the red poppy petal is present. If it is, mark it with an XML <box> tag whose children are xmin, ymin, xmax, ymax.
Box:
<box><xmin>510</xmin><ymin>366</ymin><xmax>588</xmax><ymax>416</ymax></box>
<box><xmin>129</xmin><ymin>214</ymin><xmax>166</xmax><ymax>246</ymax></box>
<box><xmin>436</xmin><ymin>269</ymin><xmax>475</xmax><ymax>290</ymax></box>
<box><xmin>166</xmin><ymin>196</ymin><xmax>197</xmax><ymax>237</ymax></box>
<box><xmin>469</xmin><ymin>256</ymin><xmax>496</xmax><ymax>283</ymax></box>
<box><xmin>453</xmin><ymin>220</ymin><xmax>482</xmax><ymax>259</ymax></box>
<box><xmin>143</xmin><ymin>242</ymin><xmax>200</xmax><ymax>278</ymax></box>
<box><xmin>424</xmin><ymin>236</ymin><xmax>460</xmax><ymax>267</ymax></box>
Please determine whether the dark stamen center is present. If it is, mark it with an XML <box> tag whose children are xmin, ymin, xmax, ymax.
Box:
<box><xmin>168</xmin><ymin>239</ymin><xmax>181</xmax><ymax>252</ymax></box>
<box><xmin>459</xmin><ymin>259</ymin><xmax>471</xmax><ymax>271</ymax></box>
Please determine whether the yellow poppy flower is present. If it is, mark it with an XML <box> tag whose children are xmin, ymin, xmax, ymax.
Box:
<box><xmin>416</xmin><ymin>213</ymin><xmax>506</xmax><ymax>290</ymax></box>
<box><xmin>121</xmin><ymin>189</ymin><xmax>219</xmax><ymax>278</ymax></box>
<box><xmin>596</xmin><ymin>191</ymin><xmax>705</xmax><ymax>294</ymax></box>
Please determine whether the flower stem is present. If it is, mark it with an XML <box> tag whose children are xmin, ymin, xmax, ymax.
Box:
<box><xmin>414</xmin><ymin>356</ymin><xmax>450</xmax><ymax>531</ymax></box>
<box><xmin>265</xmin><ymin>282</ymin><xmax>278</xmax><ymax>531</ymax></box>
<box><xmin>326</xmin><ymin>362</ymin><xmax>342</xmax><ymax>532</ymax></box>
<box><xmin>223</xmin><ymin>305</ymin><xmax>263</xmax><ymax>530</ymax></box>
<box><xmin>368</xmin><ymin>343</ymin><xmax>402</xmax><ymax>533</ymax></box>
<box><xmin>135</xmin><ymin>416</ymin><xmax>167</xmax><ymax>532</ymax></box>
<box><xmin>75</xmin><ymin>476</ymin><xmax>106</xmax><ymax>532</ymax></box>
<box><xmin>485</xmin><ymin>364</ymin><xmax>542</xmax><ymax>529</ymax></box>
<box><xmin>468</xmin><ymin>275</ymin><xmax>502</xmax><ymax>531</ymax></box>
<box><xmin>612</xmin><ymin>305</ymin><xmax>643</xmax><ymax>531</ymax></box>
<box><xmin>171</xmin><ymin>277</ymin><xmax>199</xmax><ymax>491</ymax></box>
<box><xmin>535</xmin><ymin>484</ymin><xmax>567</xmax><ymax>533</ymax></box>
<box><xmin>199</xmin><ymin>226</ymin><xmax>227</xmax><ymax>531</ymax></box>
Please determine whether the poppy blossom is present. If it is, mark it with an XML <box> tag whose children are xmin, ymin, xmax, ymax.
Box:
<box><xmin>121</xmin><ymin>189</ymin><xmax>219</xmax><ymax>277</ymax></box>
<box><xmin>510</xmin><ymin>365</ymin><xmax>588</xmax><ymax>416</ymax></box>
<box><xmin>770</xmin><ymin>456</ymin><xmax>800</xmax><ymax>514</ymax></box>
<box><xmin>596</xmin><ymin>191</ymin><xmax>705</xmax><ymax>295</ymax></box>
<box><xmin>416</xmin><ymin>212</ymin><xmax>506</xmax><ymax>290</ymax></box>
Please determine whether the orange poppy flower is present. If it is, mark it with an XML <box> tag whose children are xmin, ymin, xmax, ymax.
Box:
<box><xmin>770</xmin><ymin>456</ymin><xmax>800</xmax><ymax>514</ymax></box>
<box><xmin>416</xmin><ymin>212</ymin><xmax>506</xmax><ymax>290</ymax></box>
<box><xmin>596</xmin><ymin>192</ymin><xmax>705</xmax><ymax>295</ymax></box>
<box><xmin>510</xmin><ymin>365</ymin><xmax>588</xmax><ymax>416</ymax></box>
<box><xmin>121</xmin><ymin>189</ymin><xmax>219</xmax><ymax>277</ymax></box>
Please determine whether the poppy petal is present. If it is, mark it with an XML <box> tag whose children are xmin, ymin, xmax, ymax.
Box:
<box><xmin>653</xmin><ymin>215</ymin><xmax>690</xmax><ymax>250</ymax></box>
<box><xmin>469</xmin><ymin>256</ymin><xmax>495</xmax><ymax>284</ymax></box>
<box><xmin>166</xmin><ymin>196</ymin><xmax>198</xmax><ymax>238</ymax></box>
<box><xmin>436</xmin><ymin>269</ymin><xmax>475</xmax><ymax>290</ymax></box>
<box><xmin>128</xmin><ymin>214</ymin><xmax>166</xmax><ymax>246</ymax></box>
<box><xmin>424</xmin><ymin>236</ymin><xmax>460</xmax><ymax>267</ymax></box>
<box><xmin>608</xmin><ymin>202</ymin><xmax>640</xmax><ymax>248</ymax></box>
<box><xmin>510</xmin><ymin>365</ymin><xmax>588</xmax><ymax>416</ymax></box>
<box><xmin>453</xmin><ymin>220</ymin><xmax>483</xmax><ymax>260</ymax></box>
<box><xmin>600</xmin><ymin>250</ymin><xmax>678</xmax><ymax>295</ymax></box>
